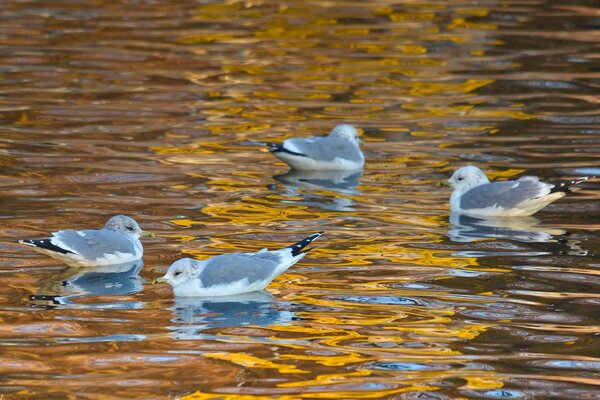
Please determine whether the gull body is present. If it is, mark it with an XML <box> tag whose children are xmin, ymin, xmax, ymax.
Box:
<box><xmin>19</xmin><ymin>215</ymin><xmax>153</xmax><ymax>267</ymax></box>
<box><xmin>265</xmin><ymin>124</ymin><xmax>364</xmax><ymax>171</ymax></box>
<box><xmin>157</xmin><ymin>232</ymin><xmax>323</xmax><ymax>297</ymax></box>
<box><xmin>448</xmin><ymin>166</ymin><xmax>586</xmax><ymax>217</ymax></box>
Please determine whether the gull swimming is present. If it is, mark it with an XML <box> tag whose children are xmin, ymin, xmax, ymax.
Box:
<box><xmin>19</xmin><ymin>215</ymin><xmax>154</xmax><ymax>267</ymax></box>
<box><xmin>448</xmin><ymin>165</ymin><xmax>587</xmax><ymax>217</ymax></box>
<box><xmin>261</xmin><ymin>124</ymin><xmax>364</xmax><ymax>170</ymax></box>
<box><xmin>156</xmin><ymin>232</ymin><xmax>323</xmax><ymax>297</ymax></box>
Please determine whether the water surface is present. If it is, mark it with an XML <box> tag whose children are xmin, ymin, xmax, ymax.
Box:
<box><xmin>1</xmin><ymin>0</ymin><xmax>600</xmax><ymax>398</ymax></box>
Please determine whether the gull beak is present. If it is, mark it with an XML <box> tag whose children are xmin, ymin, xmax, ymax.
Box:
<box><xmin>141</xmin><ymin>231</ymin><xmax>156</xmax><ymax>238</ymax></box>
<box><xmin>437</xmin><ymin>180</ymin><xmax>452</xmax><ymax>187</ymax></box>
<box><xmin>359</xmin><ymin>139</ymin><xmax>366</xmax><ymax>146</ymax></box>
<box><xmin>153</xmin><ymin>276</ymin><xmax>168</xmax><ymax>284</ymax></box>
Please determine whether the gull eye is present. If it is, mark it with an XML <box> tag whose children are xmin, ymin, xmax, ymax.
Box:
<box><xmin>174</xmin><ymin>271</ymin><xmax>182</xmax><ymax>277</ymax></box>
<box><xmin>457</xmin><ymin>176</ymin><xmax>464</xmax><ymax>181</ymax></box>
<box><xmin>126</xmin><ymin>226</ymin><xmax>134</xmax><ymax>231</ymax></box>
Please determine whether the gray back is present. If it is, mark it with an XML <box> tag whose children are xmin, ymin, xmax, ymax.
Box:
<box><xmin>287</xmin><ymin>136</ymin><xmax>362</xmax><ymax>162</ymax></box>
<box><xmin>55</xmin><ymin>229</ymin><xmax>136</xmax><ymax>259</ymax></box>
<box><xmin>199</xmin><ymin>252</ymin><xmax>284</xmax><ymax>288</ymax></box>
<box><xmin>460</xmin><ymin>180</ymin><xmax>545</xmax><ymax>210</ymax></box>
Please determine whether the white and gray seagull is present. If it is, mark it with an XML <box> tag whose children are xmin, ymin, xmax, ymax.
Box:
<box><xmin>448</xmin><ymin>165</ymin><xmax>588</xmax><ymax>217</ymax></box>
<box><xmin>19</xmin><ymin>215</ymin><xmax>154</xmax><ymax>267</ymax></box>
<box><xmin>261</xmin><ymin>124</ymin><xmax>364</xmax><ymax>170</ymax></box>
<box><xmin>155</xmin><ymin>232</ymin><xmax>323</xmax><ymax>297</ymax></box>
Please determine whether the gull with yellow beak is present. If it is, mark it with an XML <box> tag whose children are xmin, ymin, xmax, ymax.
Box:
<box><xmin>19</xmin><ymin>215</ymin><xmax>154</xmax><ymax>267</ymax></box>
<box><xmin>260</xmin><ymin>124</ymin><xmax>365</xmax><ymax>171</ymax></box>
<box><xmin>155</xmin><ymin>232</ymin><xmax>323</xmax><ymax>297</ymax></box>
<box><xmin>447</xmin><ymin>165</ymin><xmax>588</xmax><ymax>217</ymax></box>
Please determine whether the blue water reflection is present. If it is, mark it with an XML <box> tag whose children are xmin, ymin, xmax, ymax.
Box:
<box><xmin>448</xmin><ymin>213</ymin><xmax>566</xmax><ymax>243</ymax></box>
<box><xmin>169</xmin><ymin>291</ymin><xmax>294</xmax><ymax>339</ymax></box>
<box><xmin>30</xmin><ymin>261</ymin><xmax>144</xmax><ymax>308</ymax></box>
<box><xmin>274</xmin><ymin>169</ymin><xmax>362</xmax><ymax>194</ymax></box>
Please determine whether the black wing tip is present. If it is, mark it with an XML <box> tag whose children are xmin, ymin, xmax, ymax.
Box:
<box><xmin>266</xmin><ymin>142</ymin><xmax>282</xmax><ymax>151</ymax></box>
<box><xmin>269</xmin><ymin>143</ymin><xmax>308</xmax><ymax>158</ymax></box>
<box><xmin>248</xmin><ymin>139</ymin><xmax>300</xmax><ymax>155</ymax></box>
<box><xmin>253</xmin><ymin>139</ymin><xmax>309</xmax><ymax>158</ymax></box>
<box><xmin>19</xmin><ymin>238</ymin><xmax>73</xmax><ymax>255</ymax></box>
<box><xmin>551</xmin><ymin>176</ymin><xmax>591</xmax><ymax>193</ymax></box>
<box><xmin>288</xmin><ymin>232</ymin><xmax>324</xmax><ymax>256</ymax></box>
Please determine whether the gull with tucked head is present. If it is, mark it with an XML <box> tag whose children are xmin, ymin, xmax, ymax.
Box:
<box><xmin>448</xmin><ymin>165</ymin><xmax>587</xmax><ymax>217</ymax></box>
<box><xmin>156</xmin><ymin>232</ymin><xmax>323</xmax><ymax>297</ymax></box>
<box><xmin>261</xmin><ymin>124</ymin><xmax>364</xmax><ymax>171</ymax></box>
<box><xmin>19</xmin><ymin>215</ymin><xmax>154</xmax><ymax>267</ymax></box>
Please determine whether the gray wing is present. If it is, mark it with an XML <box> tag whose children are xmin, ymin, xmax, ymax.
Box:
<box><xmin>284</xmin><ymin>136</ymin><xmax>362</xmax><ymax>162</ymax></box>
<box><xmin>53</xmin><ymin>229</ymin><xmax>136</xmax><ymax>259</ymax></box>
<box><xmin>199</xmin><ymin>251</ymin><xmax>284</xmax><ymax>288</ymax></box>
<box><xmin>460</xmin><ymin>178</ymin><xmax>550</xmax><ymax>210</ymax></box>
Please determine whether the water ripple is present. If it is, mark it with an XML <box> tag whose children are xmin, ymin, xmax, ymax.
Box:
<box><xmin>1</xmin><ymin>0</ymin><xmax>600</xmax><ymax>399</ymax></box>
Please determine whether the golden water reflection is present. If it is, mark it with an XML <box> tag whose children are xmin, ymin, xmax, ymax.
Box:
<box><xmin>1</xmin><ymin>0</ymin><xmax>600</xmax><ymax>399</ymax></box>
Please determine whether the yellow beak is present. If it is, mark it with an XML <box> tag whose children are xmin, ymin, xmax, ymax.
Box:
<box><xmin>141</xmin><ymin>231</ymin><xmax>156</xmax><ymax>238</ymax></box>
<box><xmin>437</xmin><ymin>180</ymin><xmax>452</xmax><ymax>187</ymax></box>
<box><xmin>153</xmin><ymin>276</ymin><xmax>168</xmax><ymax>284</ymax></box>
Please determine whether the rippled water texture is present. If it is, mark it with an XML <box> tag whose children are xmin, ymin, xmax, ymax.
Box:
<box><xmin>1</xmin><ymin>0</ymin><xmax>600</xmax><ymax>398</ymax></box>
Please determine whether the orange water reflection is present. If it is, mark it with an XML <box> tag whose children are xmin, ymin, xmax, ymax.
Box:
<box><xmin>1</xmin><ymin>0</ymin><xmax>600</xmax><ymax>399</ymax></box>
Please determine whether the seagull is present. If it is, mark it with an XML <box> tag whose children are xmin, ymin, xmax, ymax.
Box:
<box><xmin>155</xmin><ymin>232</ymin><xmax>323</xmax><ymax>297</ymax></box>
<box><xmin>448</xmin><ymin>165</ymin><xmax>588</xmax><ymax>217</ymax></box>
<box><xmin>261</xmin><ymin>124</ymin><xmax>364</xmax><ymax>170</ymax></box>
<box><xmin>19</xmin><ymin>215</ymin><xmax>154</xmax><ymax>267</ymax></box>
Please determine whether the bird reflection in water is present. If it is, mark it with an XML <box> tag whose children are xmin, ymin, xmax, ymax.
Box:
<box><xmin>272</xmin><ymin>169</ymin><xmax>362</xmax><ymax>211</ymax></box>
<box><xmin>169</xmin><ymin>291</ymin><xmax>294</xmax><ymax>339</ymax></box>
<box><xmin>448</xmin><ymin>213</ymin><xmax>588</xmax><ymax>256</ymax></box>
<box><xmin>448</xmin><ymin>213</ymin><xmax>566</xmax><ymax>243</ymax></box>
<box><xmin>30</xmin><ymin>261</ymin><xmax>143</xmax><ymax>308</ymax></box>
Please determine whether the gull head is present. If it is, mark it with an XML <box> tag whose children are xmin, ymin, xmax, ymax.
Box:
<box><xmin>329</xmin><ymin>124</ymin><xmax>361</xmax><ymax>145</ymax></box>
<box><xmin>104</xmin><ymin>215</ymin><xmax>153</xmax><ymax>239</ymax></box>
<box><xmin>158</xmin><ymin>258</ymin><xmax>198</xmax><ymax>288</ymax></box>
<box><xmin>448</xmin><ymin>166</ymin><xmax>490</xmax><ymax>193</ymax></box>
